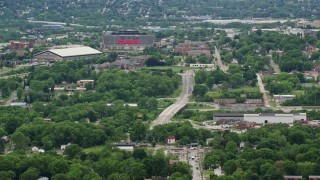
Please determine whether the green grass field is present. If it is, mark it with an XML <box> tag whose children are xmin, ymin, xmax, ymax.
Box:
<box><xmin>83</xmin><ymin>145</ymin><xmax>105</xmax><ymax>153</ymax></box>
<box><xmin>185</xmin><ymin>103</ymin><xmax>214</xmax><ymax>109</ymax></box>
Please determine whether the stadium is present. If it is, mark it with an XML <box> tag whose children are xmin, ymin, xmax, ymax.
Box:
<box><xmin>101</xmin><ymin>30</ymin><xmax>155</xmax><ymax>51</ymax></box>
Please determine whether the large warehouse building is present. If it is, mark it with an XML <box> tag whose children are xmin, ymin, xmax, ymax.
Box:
<box><xmin>214</xmin><ymin>113</ymin><xmax>307</xmax><ymax>124</ymax></box>
<box><xmin>34</xmin><ymin>46</ymin><xmax>102</xmax><ymax>61</ymax></box>
<box><xmin>101</xmin><ymin>30</ymin><xmax>155</xmax><ymax>51</ymax></box>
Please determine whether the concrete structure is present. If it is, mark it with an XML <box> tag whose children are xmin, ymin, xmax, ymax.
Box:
<box><xmin>166</xmin><ymin>136</ymin><xmax>176</xmax><ymax>144</ymax></box>
<box><xmin>34</xmin><ymin>46</ymin><xmax>102</xmax><ymax>61</ymax></box>
<box><xmin>102</xmin><ymin>30</ymin><xmax>155</xmax><ymax>51</ymax></box>
<box><xmin>189</xmin><ymin>64</ymin><xmax>215</xmax><ymax>68</ymax></box>
<box><xmin>77</xmin><ymin>80</ymin><xmax>94</xmax><ymax>88</ymax></box>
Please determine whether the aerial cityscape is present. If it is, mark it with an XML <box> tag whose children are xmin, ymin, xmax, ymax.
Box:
<box><xmin>1</xmin><ymin>0</ymin><xmax>320</xmax><ymax>180</ymax></box>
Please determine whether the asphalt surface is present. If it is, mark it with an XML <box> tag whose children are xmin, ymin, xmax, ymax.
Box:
<box><xmin>269</xmin><ymin>55</ymin><xmax>281</xmax><ymax>74</ymax></box>
<box><xmin>214</xmin><ymin>46</ymin><xmax>228</xmax><ymax>73</ymax></box>
<box><xmin>189</xmin><ymin>149</ymin><xmax>202</xmax><ymax>180</ymax></box>
<box><xmin>150</xmin><ymin>70</ymin><xmax>194</xmax><ymax>129</ymax></box>
<box><xmin>256</xmin><ymin>73</ymin><xmax>271</xmax><ymax>108</ymax></box>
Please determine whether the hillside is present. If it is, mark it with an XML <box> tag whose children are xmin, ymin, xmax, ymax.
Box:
<box><xmin>1</xmin><ymin>0</ymin><xmax>320</xmax><ymax>27</ymax></box>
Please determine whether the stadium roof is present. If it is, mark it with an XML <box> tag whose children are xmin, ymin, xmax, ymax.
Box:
<box><xmin>48</xmin><ymin>46</ymin><xmax>102</xmax><ymax>57</ymax></box>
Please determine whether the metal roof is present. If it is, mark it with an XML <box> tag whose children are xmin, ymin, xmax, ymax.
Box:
<box><xmin>49</xmin><ymin>46</ymin><xmax>102</xmax><ymax>57</ymax></box>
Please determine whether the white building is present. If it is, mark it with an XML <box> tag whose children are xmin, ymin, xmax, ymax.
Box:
<box><xmin>115</xmin><ymin>143</ymin><xmax>136</xmax><ymax>150</ymax></box>
<box><xmin>34</xmin><ymin>46</ymin><xmax>102</xmax><ymax>61</ymax></box>
<box><xmin>244</xmin><ymin>113</ymin><xmax>306</xmax><ymax>124</ymax></box>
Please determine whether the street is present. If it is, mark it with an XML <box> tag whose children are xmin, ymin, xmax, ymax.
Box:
<box><xmin>189</xmin><ymin>149</ymin><xmax>202</xmax><ymax>180</ymax></box>
<box><xmin>214</xmin><ymin>46</ymin><xmax>228</xmax><ymax>73</ymax></box>
<box><xmin>256</xmin><ymin>73</ymin><xmax>271</xmax><ymax>108</ymax></box>
<box><xmin>150</xmin><ymin>70</ymin><xmax>194</xmax><ymax>129</ymax></box>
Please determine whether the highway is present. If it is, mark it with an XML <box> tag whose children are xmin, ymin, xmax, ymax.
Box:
<box><xmin>150</xmin><ymin>70</ymin><xmax>194</xmax><ymax>129</ymax></box>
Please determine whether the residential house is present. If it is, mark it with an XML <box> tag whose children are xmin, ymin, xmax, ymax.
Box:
<box><xmin>284</xmin><ymin>176</ymin><xmax>302</xmax><ymax>180</ymax></box>
<box><xmin>61</xmin><ymin>143</ymin><xmax>71</xmax><ymax>150</ymax></box>
<box><xmin>77</xmin><ymin>80</ymin><xmax>94</xmax><ymax>88</ymax></box>
<box><xmin>166</xmin><ymin>136</ymin><xmax>176</xmax><ymax>144</ymax></box>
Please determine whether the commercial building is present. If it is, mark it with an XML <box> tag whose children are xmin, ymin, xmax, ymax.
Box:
<box><xmin>10</xmin><ymin>41</ymin><xmax>33</xmax><ymax>50</ymax></box>
<box><xmin>174</xmin><ymin>41</ymin><xmax>211</xmax><ymax>57</ymax></box>
<box><xmin>34</xmin><ymin>46</ymin><xmax>102</xmax><ymax>61</ymax></box>
<box><xmin>101</xmin><ymin>30</ymin><xmax>155</xmax><ymax>51</ymax></box>
<box><xmin>214</xmin><ymin>113</ymin><xmax>307</xmax><ymax>124</ymax></box>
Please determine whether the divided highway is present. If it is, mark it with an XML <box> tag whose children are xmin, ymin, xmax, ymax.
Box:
<box><xmin>150</xmin><ymin>70</ymin><xmax>194</xmax><ymax>129</ymax></box>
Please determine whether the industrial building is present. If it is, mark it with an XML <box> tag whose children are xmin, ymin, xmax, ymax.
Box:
<box><xmin>101</xmin><ymin>30</ymin><xmax>155</xmax><ymax>51</ymax></box>
<box><xmin>214</xmin><ymin>113</ymin><xmax>307</xmax><ymax>124</ymax></box>
<box><xmin>34</xmin><ymin>46</ymin><xmax>102</xmax><ymax>61</ymax></box>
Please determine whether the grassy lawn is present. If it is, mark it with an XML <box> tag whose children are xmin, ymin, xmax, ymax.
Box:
<box><xmin>229</xmin><ymin>86</ymin><xmax>260</xmax><ymax>92</ymax></box>
<box><xmin>270</xmin><ymin>100</ymin><xmax>277</xmax><ymax>107</ymax></box>
<box><xmin>203</xmin><ymin>170</ymin><xmax>215</xmax><ymax>179</ymax></box>
<box><xmin>186</xmin><ymin>103</ymin><xmax>214</xmax><ymax>109</ymax></box>
<box><xmin>293</xmin><ymin>90</ymin><xmax>305</xmax><ymax>96</ymax></box>
<box><xmin>143</xmin><ymin>66</ymin><xmax>194</xmax><ymax>73</ymax></box>
<box><xmin>83</xmin><ymin>145</ymin><xmax>105</xmax><ymax>153</ymax></box>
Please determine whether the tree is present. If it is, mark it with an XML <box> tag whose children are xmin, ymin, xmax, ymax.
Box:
<box><xmin>49</xmin><ymin>159</ymin><xmax>69</xmax><ymax>175</ymax></box>
<box><xmin>130</xmin><ymin>121</ymin><xmax>147</xmax><ymax>142</ymax></box>
<box><xmin>222</xmin><ymin>160</ymin><xmax>237</xmax><ymax>175</ymax></box>
<box><xmin>20</xmin><ymin>167</ymin><xmax>39</xmax><ymax>180</ymax></box>
<box><xmin>225</xmin><ymin>141</ymin><xmax>238</xmax><ymax>154</ymax></box>
<box><xmin>107</xmin><ymin>173</ymin><xmax>129</xmax><ymax>180</ymax></box>
<box><xmin>0</xmin><ymin>171</ymin><xmax>15</xmax><ymax>180</ymax></box>
<box><xmin>10</xmin><ymin>131</ymin><xmax>30</xmax><ymax>151</ymax></box>
<box><xmin>64</xmin><ymin>144</ymin><xmax>82</xmax><ymax>159</ymax></box>
<box><xmin>132</xmin><ymin>148</ymin><xmax>147</xmax><ymax>160</ymax></box>
<box><xmin>193</xmin><ymin>84</ymin><xmax>208</xmax><ymax>98</ymax></box>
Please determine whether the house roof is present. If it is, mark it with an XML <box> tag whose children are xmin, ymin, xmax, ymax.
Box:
<box><xmin>167</xmin><ymin>136</ymin><xmax>176</xmax><ymax>139</ymax></box>
<box><xmin>40</xmin><ymin>46</ymin><xmax>102</xmax><ymax>58</ymax></box>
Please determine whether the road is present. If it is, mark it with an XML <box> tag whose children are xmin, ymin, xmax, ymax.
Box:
<box><xmin>5</xmin><ymin>91</ymin><xmax>16</xmax><ymax>106</ymax></box>
<box><xmin>269</xmin><ymin>55</ymin><xmax>281</xmax><ymax>74</ymax></box>
<box><xmin>256</xmin><ymin>73</ymin><xmax>270</xmax><ymax>108</ymax></box>
<box><xmin>214</xmin><ymin>46</ymin><xmax>228</xmax><ymax>73</ymax></box>
<box><xmin>189</xmin><ymin>149</ymin><xmax>202</xmax><ymax>180</ymax></box>
<box><xmin>150</xmin><ymin>70</ymin><xmax>194</xmax><ymax>129</ymax></box>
